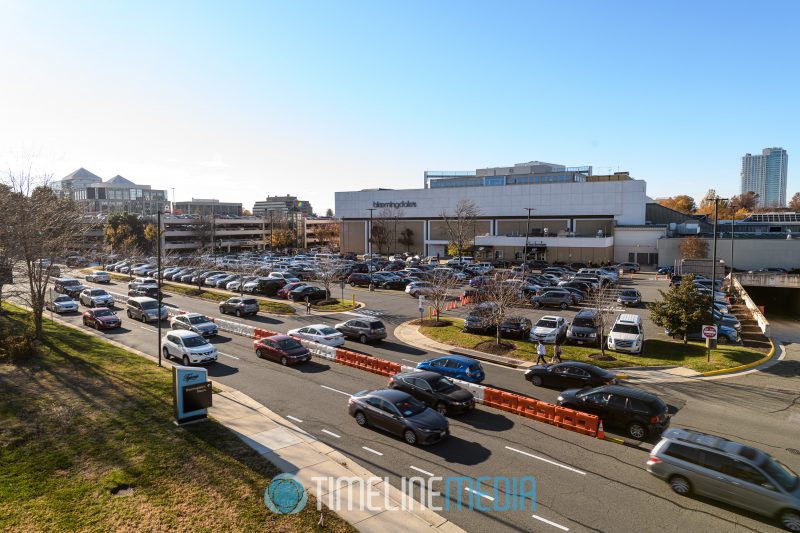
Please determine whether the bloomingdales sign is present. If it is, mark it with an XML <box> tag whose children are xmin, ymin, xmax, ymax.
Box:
<box><xmin>372</xmin><ymin>201</ymin><xmax>417</xmax><ymax>208</ymax></box>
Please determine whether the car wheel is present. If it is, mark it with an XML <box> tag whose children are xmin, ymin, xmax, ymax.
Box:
<box><xmin>672</xmin><ymin>334</ymin><xmax>683</xmax><ymax>341</ymax></box>
<box><xmin>255</xmin><ymin>348</ymin><xmax>264</xmax><ymax>358</ymax></box>
<box><xmin>82</xmin><ymin>318</ymin><xmax>88</xmax><ymax>326</ymax></box>
<box><xmin>350</xmin><ymin>282</ymin><xmax>356</xmax><ymax>287</ymax></box>
<box><xmin>235</xmin><ymin>309</ymin><xmax>242</xmax><ymax>317</ymax></box>
<box><xmin>717</xmin><ymin>336</ymin><xmax>729</xmax><ymax>345</ymax></box>
<box><xmin>531</xmin><ymin>375</ymin><xmax>543</xmax><ymax>386</ymax></box>
<box><xmin>141</xmin><ymin>314</ymin><xmax>147</xmax><ymax>323</ymax></box>
<box><xmin>162</xmin><ymin>347</ymin><xmax>170</xmax><ymax>359</ymax></box>
<box><xmin>94</xmin><ymin>321</ymin><xmax>100</xmax><ymax>330</ymax></box>
<box><xmin>435</xmin><ymin>403</ymin><xmax>448</xmax><ymax>416</ymax></box>
<box><xmin>628</xmin><ymin>422</ymin><xmax>648</xmax><ymax>440</ymax></box>
<box><xmin>359</xmin><ymin>334</ymin><xmax>367</xmax><ymax>344</ymax></box>
<box><xmin>668</xmin><ymin>475</ymin><xmax>692</xmax><ymax>496</ymax></box>
<box><xmin>219</xmin><ymin>307</ymin><xmax>226</xmax><ymax>314</ymax></box>
<box><xmin>354</xmin><ymin>411</ymin><xmax>367</xmax><ymax>426</ymax></box>
<box><xmin>127</xmin><ymin>310</ymin><xmax>132</xmax><ymax>318</ymax></box>
<box><xmin>182</xmin><ymin>355</ymin><xmax>190</xmax><ymax>366</ymax></box>
<box><xmin>779</xmin><ymin>509</ymin><xmax>800</xmax><ymax>532</ymax></box>
<box><xmin>280</xmin><ymin>356</ymin><xmax>288</xmax><ymax>366</ymax></box>
<box><xmin>403</xmin><ymin>429</ymin><xmax>418</xmax><ymax>445</ymax></box>
<box><xmin>560</xmin><ymin>302</ymin><xmax>568</xmax><ymax>310</ymax></box>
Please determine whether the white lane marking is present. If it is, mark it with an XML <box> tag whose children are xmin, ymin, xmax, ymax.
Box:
<box><xmin>410</xmin><ymin>465</ymin><xmax>434</xmax><ymax>477</ymax></box>
<box><xmin>287</xmin><ymin>415</ymin><xmax>303</xmax><ymax>423</ymax></box>
<box><xmin>321</xmin><ymin>429</ymin><xmax>341</xmax><ymax>438</ymax></box>
<box><xmin>531</xmin><ymin>514</ymin><xmax>570</xmax><ymax>531</ymax></box>
<box><xmin>505</xmin><ymin>446</ymin><xmax>586</xmax><ymax>476</ymax></box>
<box><xmin>138</xmin><ymin>325</ymin><xmax>155</xmax><ymax>331</ymax></box>
<box><xmin>320</xmin><ymin>385</ymin><xmax>351</xmax><ymax>396</ymax></box>
<box><xmin>218</xmin><ymin>351</ymin><xmax>240</xmax><ymax>360</ymax></box>
<box><xmin>401</xmin><ymin>358</ymin><xmax>419</xmax><ymax>364</ymax></box>
<box><xmin>362</xmin><ymin>446</ymin><xmax>383</xmax><ymax>456</ymax></box>
<box><xmin>465</xmin><ymin>487</ymin><xmax>494</xmax><ymax>501</ymax></box>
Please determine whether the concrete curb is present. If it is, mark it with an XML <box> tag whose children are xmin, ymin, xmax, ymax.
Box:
<box><xmin>701</xmin><ymin>338</ymin><xmax>776</xmax><ymax>377</ymax></box>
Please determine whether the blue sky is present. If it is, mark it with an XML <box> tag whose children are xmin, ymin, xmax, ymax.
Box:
<box><xmin>1</xmin><ymin>0</ymin><xmax>797</xmax><ymax>213</ymax></box>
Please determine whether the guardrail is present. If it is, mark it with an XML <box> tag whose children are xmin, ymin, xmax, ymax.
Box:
<box><xmin>731</xmin><ymin>276</ymin><xmax>771</xmax><ymax>336</ymax></box>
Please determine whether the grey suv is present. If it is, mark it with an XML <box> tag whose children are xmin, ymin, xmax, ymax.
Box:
<box><xmin>648</xmin><ymin>428</ymin><xmax>800</xmax><ymax>531</ymax></box>
<box><xmin>219</xmin><ymin>297</ymin><xmax>259</xmax><ymax>317</ymax></box>
<box><xmin>334</xmin><ymin>318</ymin><xmax>387</xmax><ymax>343</ymax></box>
<box><xmin>566</xmin><ymin>309</ymin><xmax>600</xmax><ymax>346</ymax></box>
<box><xmin>531</xmin><ymin>289</ymin><xmax>571</xmax><ymax>310</ymax></box>
<box><xmin>126</xmin><ymin>296</ymin><xmax>168</xmax><ymax>323</ymax></box>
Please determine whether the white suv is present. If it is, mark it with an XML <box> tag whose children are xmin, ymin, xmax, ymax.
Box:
<box><xmin>162</xmin><ymin>330</ymin><xmax>218</xmax><ymax>366</ymax></box>
<box><xmin>607</xmin><ymin>314</ymin><xmax>644</xmax><ymax>354</ymax></box>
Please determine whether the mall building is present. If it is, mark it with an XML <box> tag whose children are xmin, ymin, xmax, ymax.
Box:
<box><xmin>335</xmin><ymin>161</ymin><xmax>651</xmax><ymax>264</ymax></box>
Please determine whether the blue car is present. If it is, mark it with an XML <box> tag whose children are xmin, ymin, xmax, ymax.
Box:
<box><xmin>665</xmin><ymin>324</ymin><xmax>740</xmax><ymax>345</ymax></box>
<box><xmin>656</xmin><ymin>266</ymin><xmax>674</xmax><ymax>275</ymax></box>
<box><xmin>416</xmin><ymin>355</ymin><xmax>486</xmax><ymax>383</ymax></box>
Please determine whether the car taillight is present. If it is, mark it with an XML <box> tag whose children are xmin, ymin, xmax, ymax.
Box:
<box><xmin>650</xmin><ymin>415</ymin><xmax>661</xmax><ymax>423</ymax></box>
<box><xmin>646</xmin><ymin>457</ymin><xmax>661</xmax><ymax>466</ymax></box>
<box><xmin>388</xmin><ymin>377</ymin><xmax>394</xmax><ymax>385</ymax></box>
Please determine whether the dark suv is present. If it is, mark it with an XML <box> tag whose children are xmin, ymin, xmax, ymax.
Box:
<box><xmin>499</xmin><ymin>316</ymin><xmax>532</xmax><ymax>338</ymax></box>
<box><xmin>566</xmin><ymin>309</ymin><xmax>600</xmax><ymax>346</ymax></box>
<box><xmin>334</xmin><ymin>318</ymin><xmax>387</xmax><ymax>343</ymax></box>
<box><xmin>463</xmin><ymin>303</ymin><xmax>497</xmax><ymax>334</ymax></box>
<box><xmin>348</xmin><ymin>273</ymin><xmax>373</xmax><ymax>287</ymax></box>
<box><xmin>557</xmin><ymin>385</ymin><xmax>670</xmax><ymax>440</ymax></box>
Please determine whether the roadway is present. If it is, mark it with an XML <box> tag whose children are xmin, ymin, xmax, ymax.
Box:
<box><xmin>35</xmin><ymin>272</ymin><xmax>799</xmax><ymax>532</ymax></box>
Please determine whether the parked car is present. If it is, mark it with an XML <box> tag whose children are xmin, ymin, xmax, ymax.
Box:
<box><xmin>539</xmin><ymin>285</ymin><xmax>581</xmax><ymax>305</ymax></box>
<box><xmin>607</xmin><ymin>314</ymin><xmax>644</xmax><ymax>354</ymax></box>
<box><xmin>287</xmin><ymin>324</ymin><xmax>345</xmax><ymax>347</ymax></box>
<box><xmin>227</xmin><ymin>276</ymin><xmax>257</xmax><ymax>291</ymax></box>
<box><xmin>334</xmin><ymin>318</ymin><xmax>387</xmax><ymax>343</ymax></box>
<box><xmin>530</xmin><ymin>315</ymin><xmax>568</xmax><ymax>344</ymax></box>
<box><xmin>277</xmin><ymin>282</ymin><xmax>306</xmax><ymax>299</ymax></box>
<box><xmin>462</xmin><ymin>302</ymin><xmax>496</xmax><ymax>334</ymax></box>
<box><xmin>288</xmin><ymin>285</ymin><xmax>329</xmax><ymax>302</ymax></box>
<box><xmin>79</xmin><ymin>288</ymin><xmax>115</xmax><ymax>308</ymax></box>
<box><xmin>128</xmin><ymin>286</ymin><xmax>162</xmax><ymax>299</ymax></box>
<box><xmin>647</xmin><ymin>427</ymin><xmax>800</xmax><ymax>530</ymax></box>
<box><xmin>566</xmin><ymin>309</ymin><xmax>601</xmax><ymax>346</ymax></box>
<box><xmin>380</xmin><ymin>277</ymin><xmax>411</xmax><ymax>290</ymax></box>
<box><xmin>161</xmin><ymin>330</ymin><xmax>217</xmax><ymax>366</ymax></box>
<box><xmin>347</xmin><ymin>273</ymin><xmax>373</xmax><ymax>287</ymax></box>
<box><xmin>45</xmin><ymin>294</ymin><xmax>79</xmax><ymax>314</ymax></box>
<box><xmin>712</xmin><ymin>309</ymin><xmax>742</xmax><ymax>331</ymax></box>
<box><xmin>499</xmin><ymin>316</ymin><xmax>533</xmax><ymax>338</ymax></box>
<box><xmin>531</xmin><ymin>289</ymin><xmax>571</xmax><ymax>310</ymax></box>
<box><xmin>388</xmin><ymin>371</ymin><xmax>475</xmax><ymax>415</ymax></box>
<box><xmin>557</xmin><ymin>385</ymin><xmax>670</xmax><ymax>440</ymax></box>
<box><xmin>218</xmin><ymin>296</ymin><xmax>259</xmax><ymax>317</ymax></box>
<box><xmin>416</xmin><ymin>355</ymin><xmax>485</xmax><ymax>384</ymax></box>
<box><xmin>53</xmin><ymin>277</ymin><xmax>88</xmax><ymax>298</ymax></box>
<box><xmin>668</xmin><ymin>324</ymin><xmax>741</xmax><ymax>345</ymax></box>
<box><xmin>617</xmin><ymin>289</ymin><xmax>642</xmax><ymax>307</ymax></box>
<box><xmin>126</xmin><ymin>296</ymin><xmax>168</xmax><ymax>323</ymax></box>
<box><xmin>250</xmin><ymin>277</ymin><xmax>286</xmax><ymax>296</ymax></box>
<box><xmin>406</xmin><ymin>281</ymin><xmax>435</xmax><ymax>297</ymax></box>
<box><xmin>85</xmin><ymin>271</ymin><xmax>111</xmax><ymax>283</ymax></box>
<box><xmin>128</xmin><ymin>277</ymin><xmax>158</xmax><ymax>290</ymax></box>
<box><xmin>170</xmin><ymin>312</ymin><xmax>218</xmax><ymax>337</ymax></box>
<box><xmin>348</xmin><ymin>389</ymin><xmax>449</xmax><ymax>445</ymax></box>
<box><xmin>254</xmin><ymin>334</ymin><xmax>311</xmax><ymax>365</ymax></box>
<box><xmin>525</xmin><ymin>361</ymin><xmax>618</xmax><ymax>389</ymax></box>
<box><xmin>82</xmin><ymin>307</ymin><xmax>122</xmax><ymax>330</ymax></box>
<box><xmin>615</xmin><ymin>262</ymin><xmax>641</xmax><ymax>273</ymax></box>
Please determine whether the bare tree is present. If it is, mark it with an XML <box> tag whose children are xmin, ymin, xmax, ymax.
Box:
<box><xmin>313</xmin><ymin>258</ymin><xmax>340</xmax><ymax>304</ymax></box>
<box><xmin>680</xmin><ymin>236</ymin><xmax>709</xmax><ymax>259</ymax></box>
<box><xmin>314</xmin><ymin>222</ymin><xmax>340</xmax><ymax>251</ymax></box>
<box><xmin>480</xmin><ymin>271</ymin><xmax>525</xmax><ymax>345</ymax></box>
<box><xmin>398</xmin><ymin>228</ymin><xmax>414</xmax><ymax>253</ymax></box>
<box><xmin>421</xmin><ymin>274</ymin><xmax>461</xmax><ymax>325</ymax></box>
<box><xmin>440</xmin><ymin>199</ymin><xmax>480</xmax><ymax>259</ymax></box>
<box><xmin>1</xmin><ymin>168</ymin><xmax>86</xmax><ymax>339</ymax></box>
<box><xmin>583</xmin><ymin>283</ymin><xmax>619</xmax><ymax>356</ymax></box>
<box><xmin>194</xmin><ymin>215</ymin><xmax>213</xmax><ymax>251</ymax></box>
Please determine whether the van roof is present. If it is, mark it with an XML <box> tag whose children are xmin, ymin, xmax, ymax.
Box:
<box><xmin>615</xmin><ymin>313</ymin><xmax>641</xmax><ymax>324</ymax></box>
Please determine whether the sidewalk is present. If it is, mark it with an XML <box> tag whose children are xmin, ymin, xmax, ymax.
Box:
<box><xmin>209</xmin><ymin>385</ymin><xmax>464</xmax><ymax>533</ymax></box>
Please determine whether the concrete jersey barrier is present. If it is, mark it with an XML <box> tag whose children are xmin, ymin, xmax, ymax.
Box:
<box><xmin>732</xmin><ymin>276</ymin><xmax>770</xmax><ymax>336</ymax></box>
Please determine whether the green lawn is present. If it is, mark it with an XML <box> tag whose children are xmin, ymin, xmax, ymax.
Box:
<box><xmin>419</xmin><ymin>318</ymin><xmax>766</xmax><ymax>373</ymax></box>
<box><xmin>312</xmin><ymin>298</ymin><xmax>358</xmax><ymax>312</ymax></box>
<box><xmin>0</xmin><ymin>305</ymin><xmax>351</xmax><ymax>532</ymax></box>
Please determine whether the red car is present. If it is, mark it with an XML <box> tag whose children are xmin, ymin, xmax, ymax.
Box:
<box><xmin>347</xmin><ymin>273</ymin><xmax>373</xmax><ymax>287</ymax></box>
<box><xmin>82</xmin><ymin>307</ymin><xmax>122</xmax><ymax>330</ymax></box>
<box><xmin>277</xmin><ymin>282</ymin><xmax>306</xmax><ymax>299</ymax></box>
<box><xmin>253</xmin><ymin>335</ymin><xmax>311</xmax><ymax>366</ymax></box>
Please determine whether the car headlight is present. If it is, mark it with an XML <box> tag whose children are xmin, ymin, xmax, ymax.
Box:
<box><xmin>588</xmin><ymin>332</ymin><xmax>597</xmax><ymax>337</ymax></box>
<box><xmin>557</xmin><ymin>396</ymin><xmax>564</xmax><ymax>402</ymax></box>
<box><xmin>417</xmin><ymin>426</ymin><xmax>438</xmax><ymax>433</ymax></box>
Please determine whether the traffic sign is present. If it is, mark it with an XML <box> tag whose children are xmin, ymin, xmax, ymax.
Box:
<box><xmin>702</xmin><ymin>325</ymin><xmax>717</xmax><ymax>339</ymax></box>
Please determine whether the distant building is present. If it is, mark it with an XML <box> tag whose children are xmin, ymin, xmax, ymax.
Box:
<box><xmin>303</xmin><ymin>217</ymin><xmax>340</xmax><ymax>251</ymax></box>
<box><xmin>424</xmin><ymin>161</ymin><xmax>593</xmax><ymax>189</ymax></box>
<box><xmin>53</xmin><ymin>168</ymin><xmax>169</xmax><ymax>216</ymax></box>
<box><xmin>252</xmin><ymin>195</ymin><xmax>313</xmax><ymax>218</ymax></box>
<box><xmin>741</xmin><ymin>148</ymin><xmax>788</xmax><ymax>208</ymax></box>
<box><xmin>174</xmin><ymin>198</ymin><xmax>242</xmax><ymax>216</ymax></box>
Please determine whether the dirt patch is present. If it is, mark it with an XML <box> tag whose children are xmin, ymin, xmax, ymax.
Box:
<box><xmin>475</xmin><ymin>340</ymin><xmax>517</xmax><ymax>355</ymax></box>
<box><xmin>588</xmin><ymin>352</ymin><xmax>618</xmax><ymax>361</ymax></box>
<box><xmin>412</xmin><ymin>319</ymin><xmax>451</xmax><ymax>327</ymax></box>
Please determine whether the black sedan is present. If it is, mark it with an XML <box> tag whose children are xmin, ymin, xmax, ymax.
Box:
<box><xmin>380</xmin><ymin>278</ymin><xmax>411</xmax><ymax>290</ymax></box>
<box><xmin>499</xmin><ymin>316</ymin><xmax>532</xmax><ymax>338</ymax></box>
<box><xmin>524</xmin><ymin>362</ymin><xmax>617</xmax><ymax>389</ymax></box>
<box><xmin>388</xmin><ymin>371</ymin><xmax>475</xmax><ymax>415</ymax></box>
<box><xmin>288</xmin><ymin>285</ymin><xmax>329</xmax><ymax>302</ymax></box>
<box><xmin>348</xmin><ymin>389</ymin><xmax>449</xmax><ymax>445</ymax></box>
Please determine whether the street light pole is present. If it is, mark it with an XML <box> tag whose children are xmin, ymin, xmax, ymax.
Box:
<box><xmin>157</xmin><ymin>210</ymin><xmax>163</xmax><ymax>367</ymax></box>
<box><xmin>523</xmin><ymin>207</ymin><xmax>535</xmax><ymax>265</ymax></box>
<box><xmin>708</xmin><ymin>198</ymin><xmax>720</xmax><ymax>363</ymax></box>
<box><xmin>367</xmin><ymin>208</ymin><xmax>376</xmax><ymax>290</ymax></box>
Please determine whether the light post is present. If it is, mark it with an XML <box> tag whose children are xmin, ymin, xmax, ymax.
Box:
<box><xmin>157</xmin><ymin>210</ymin><xmax>164</xmax><ymax>367</ymax></box>
<box><xmin>367</xmin><ymin>208</ymin><xmax>376</xmax><ymax>290</ymax></box>
<box><xmin>523</xmin><ymin>208</ymin><xmax>535</xmax><ymax>267</ymax></box>
<box><xmin>708</xmin><ymin>197</ymin><xmax>728</xmax><ymax>362</ymax></box>
<box><xmin>729</xmin><ymin>205</ymin><xmax>735</xmax><ymax>294</ymax></box>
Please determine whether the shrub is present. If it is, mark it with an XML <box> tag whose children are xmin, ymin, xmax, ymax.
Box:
<box><xmin>1</xmin><ymin>334</ymin><xmax>35</xmax><ymax>363</ymax></box>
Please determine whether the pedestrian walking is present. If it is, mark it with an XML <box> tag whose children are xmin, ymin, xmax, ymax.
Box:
<box><xmin>535</xmin><ymin>340</ymin><xmax>548</xmax><ymax>365</ymax></box>
<box><xmin>305</xmin><ymin>296</ymin><xmax>311</xmax><ymax>315</ymax></box>
<box><xmin>552</xmin><ymin>342</ymin><xmax>563</xmax><ymax>364</ymax></box>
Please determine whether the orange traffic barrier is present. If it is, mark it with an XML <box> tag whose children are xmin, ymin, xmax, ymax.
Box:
<box><xmin>498</xmin><ymin>392</ymin><xmax>520</xmax><ymax>413</ymax></box>
<box><xmin>386</xmin><ymin>361</ymin><xmax>401</xmax><ymax>375</ymax></box>
<box><xmin>254</xmin><ymin>328</ymin><xmax>278</xmax><ymax>338</ymax></box>
<box><xmin>555</xmin><ymin>406</ymin><xmax>577</xmax><ymax>430</ymax></box>
<box><xmin>574</xmin><ymin>412</ymin><xmax>600</xmax><ymax>436</ymax></box>
<box><xmin>518</xmin><ymin>396</ymin><xmax>539</xmax><ymax>418</ymax></box>
<box><xmin>482</xmin><ymin>388</ymin><xmax>504</xmax><ymax>410</ymax></box>
<box><xmin>533</xmin><ymin>402</ymin><xmax>556</xmax><ymax>425</ymax></box>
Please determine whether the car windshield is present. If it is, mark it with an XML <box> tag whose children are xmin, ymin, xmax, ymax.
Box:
<box><xmin>612</xmin><ymin>323</ymin><xmax>640</xmax><ymax>334</ymax></box>
<box><xmin>140</xmin><ymin>301</ymin><xmax>159</xmax><ymax>310</ymax></box>
<box><xmin>90</xmin><ymin>289</ymin><xmax>106</xmax><ymax>296</ymax></box>
<box><xmin>536</xmin><ymin>319</ymin><xmax>558</xmax><ymax>328</ymax></box>
<box><xmin>277</xmin><ymin>338</ymin><xmax>302</xmax><ymax>350</ymax></box>
<box><xmin>431</xmin><ymin>377</ymin><xmax>456</xmax><ymax>392</ymax></box>
<box><xmin>620</xmin><ymin>290</ymin><xmax>638</xmax><ymax>297</ymax></box>
<box><xmin>187</xmin><ymin>316</ymin><xmax>208</xmax><ymax>324</ymax></box>
<box><xmin>62</xmin><ymin>280</ymin><xmax>80</xmax><ymax>286</ymax></box>
<box><xmin>760</xmin><ymin>456</ymin><xmax>798</xmax><ymax>492</ymax></box>
<box><xmin>572</xmin><ymin>317</ymin><xmax>594</xmax><ymax>328</ymax></box>
<box><xmin>94</xmin><ymin>309</ymin><xmax>113</xmax><ymax>317</ymax></box>
<box><xmin>393</xmin><ymin>398</ymin><xmax>426</xmax><ymax>417</ymax></box>
<box><xmin>318</xmin><ymin>327</ymin><xmax>338</xmax><ymax>335</ymax></box>
<box><xmin>183</xmin><ymin>335</ymin><xmax>209</xmax><ymax>348</ymax></box>
<box><xmin>55</xmin><ymin>296</ymin><xmax>71</xmax><ymax>302</ymax></box>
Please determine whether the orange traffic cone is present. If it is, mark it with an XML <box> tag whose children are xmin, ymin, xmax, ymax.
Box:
<box><xmin>596</xmin><ymin>420</ymin><xmax>606</xmax><ymax>439</ymax></box>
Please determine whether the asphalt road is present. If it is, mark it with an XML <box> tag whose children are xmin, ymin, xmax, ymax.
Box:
<box><xmin>32</xmin><ymin>271</ymin><xmax>799</xmax><ymax>533</ymax></box>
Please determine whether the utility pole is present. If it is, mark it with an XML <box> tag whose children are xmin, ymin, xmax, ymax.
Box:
<box><xmin>730</xmin><ymin>207</ymin><xmax>735</xmax><ymax>294</ymax></box>
<box><xmin>708</xmin><ymin>197</ymin><xmax>720</xmax><ymax>363</ymax></box>
<box><xmin>523</xmin><ymin>207</ymin><xmax>535</xmax><ymax>266</ymax></box>
<box><xmin>367</xmin><ymin>208</ymin><xmax>376</xmax><ymax>290</ymax></box>
<box><xmin>157</xmin><ymin>210</ymin><xmax>163</xmax><ymax>367</ymax></box>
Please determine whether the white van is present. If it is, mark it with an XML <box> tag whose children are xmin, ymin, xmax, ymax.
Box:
<box><xmin>607</xmin><ymin>314</ymin><xmax>644</xmax><ymax>354</ymax></box>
